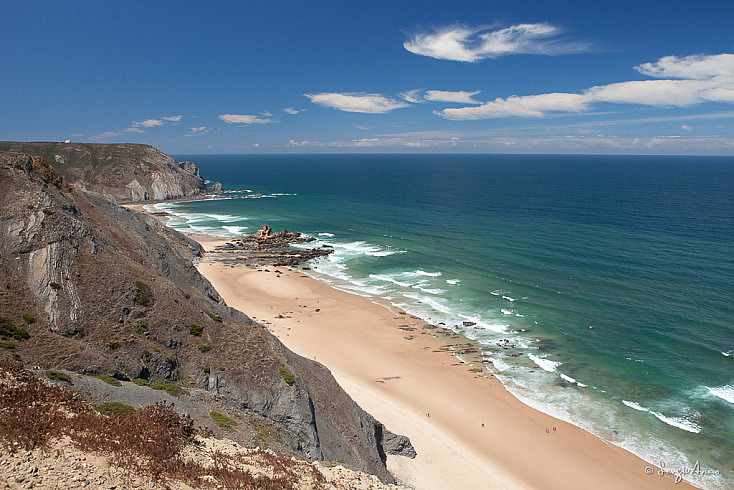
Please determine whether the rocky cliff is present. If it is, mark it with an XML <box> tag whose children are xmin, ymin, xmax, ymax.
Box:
<box><xmin>0</xmin><ymin>142</ymin><xmax>208</xmax><ymax>203</ymax></box>
<box><xmin>0</xmin><ymin>151</ymin><xmax>413</xmax><ymax>483</ymax></box>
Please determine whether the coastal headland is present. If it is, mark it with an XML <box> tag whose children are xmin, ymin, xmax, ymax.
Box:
<box><xmin>176</xmin><ymin>227</ymin><xmax>692</xmax><ymax>489</ymax></box>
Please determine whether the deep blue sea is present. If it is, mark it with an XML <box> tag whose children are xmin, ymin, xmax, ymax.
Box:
<box><xmin>161</xmin><ymin>154</ymin><xmax>733</xmax><ymax>487</ymax></box>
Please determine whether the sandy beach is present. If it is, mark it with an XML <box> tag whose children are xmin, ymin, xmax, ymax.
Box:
<box><xmin>190</xmin><ymin>234</ymin><xmax>691</xmax><ymax>489</ymax></box>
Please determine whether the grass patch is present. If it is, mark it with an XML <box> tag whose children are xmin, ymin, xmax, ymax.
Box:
<box><xmin>94</xmin><ymin>375</ymin><xmax>122</xmax><ymax>387</ymax></box>
<box><xmin>134</xmin><ymin>280</ymin><xmax>153</xmax><ymax>307</ymax></box>
<box><xmin>279</xmin><ymin>365</ymin><xmax>295</xmax><ymax>386</ymax></box>
<box><xmin>189</xmin><ymin>323</ymin><xmax>203</xmax><ymax>336</ymax></box>
<box><xmin>205</xmin><ymin>311</ymin><xmax>222</xmax><ymax>323</ymax></box>
<box><xmin>132</xmin><ymin>378</ymin><xmax>152</xmax><ymax>387</ymax></box>
<box><xmin>468</xmin><ymin>368</ymin><xmax>483</xmax><ymax>373</ymax></box>
<box><xmin>151</xmin><ymin>382</ymin><xmax>187</xmax><ymax>397</ymax></box>
<box><xmin>0</xmin><ymin>316</ymin><xmax>29</xmax><ymax>340</ymax></box>
<box><xmin>95</xmin><ymin>402</ymin><xmax>136</xmax><ymax>418</ymax></box>
<box><xmin>197</xmin><ymin>344</ymin><xmax>211</xmax><ymax>353</ymax></box>
<box><xmin>21</xmin><ymin>313</ymin><xmax>35</xmax><ymax>325</ymax></box>
<box><xmin>210</xmin><ymin>411</ymin><xmax>237</xmax><ymax>430</ymax></box>
<box><xmin>45</xmin><ymin>370</ymin><xmax>73</xmax><ymax>384</ymax></box>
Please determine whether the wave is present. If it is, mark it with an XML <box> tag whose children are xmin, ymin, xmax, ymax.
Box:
<box><xmin>706</xmin><ymin>385</ymin><xmax>734</xmax><ymax>405</ymax></box>
<box><xmin>415</xmin><ymin>269</ymin><xmax>442</xmax><ymax>277</ymax></box>
<box><xmin>318</xmin><ymin>233</ymin><xmax>335</xmax><ymax>237</ymax></box>
<box><xmin>560</xmin><ymin>373</ymin><xmax>577</xmax><ymax>384</ymax></box>
<box><xmin>622</xmin><ymin>400</ymin><xmax>702</xmax><ymax>433</ymax></box>
<box><xmin>446</xmin><ymin>279</ymin><xmax>460</xmax><ymax>285</ymax></box>
<box><xmin>527</xmin><ymin>353</ymin><xmax>562</xmax><ymax>372</ymax></box>
<box><xmin>369</xmin><ymin>274</ymin><xmax>412</xmax><ymax>288</ymax></box>
<box><xmin>204</xmin><ymin>213</ymin><xmax>240</xmax><ymax>222</ymax></box>
<box><xmin>222</xmin><ymin>225</ymin><xmax>248</xmax><ymax>235</ymax></box>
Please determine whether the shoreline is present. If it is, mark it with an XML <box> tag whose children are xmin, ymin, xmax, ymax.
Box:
<box><xmin>189</xmin><ymin>233</ymin><xmax>690</xmax><ymax>489</ymax></box>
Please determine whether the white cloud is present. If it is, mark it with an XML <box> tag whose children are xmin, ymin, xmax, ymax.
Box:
<box><xmin>131</xmin><ymin>115</ymin><xmax>181</xmax><ymax>127</ymax></box>
<box><xmin>284</xmin><ymin>107</ymin><xmax>300</xmax><ymax>115</ymax></box>
<box><xmin>424</xmin><ymin>90</ymin><xmax>482</xmax><ymax>104</ymax></box>
<box><xmin>305</xmin><ymin>93</ymin><xmax>409</xmax><ymax>113</ymax></box>
<box><xmin>123</xmin><ymin>127</ymin><xmax>145</xmax><ymax>133</ymax></box>
<box><xmin>681</xmin><ymin>124</ymin><xmax>693</xmax><ymax>131</ymax></box>
<box><xmin>437</xmin><ymin>53</ymin><xmax>734</xmax><ymax>120</ymax></box>
<box><xmin>635</xmin><ymin>54</ymin><xmax>734</xmax><ymax>80</ymax></box>
<box><xmin>132</xmin><ymin>118</ymin><xmax>164</xmax><ymax>128</ymax></box>
<box><xmin>219</xmin><ymin>114</ymin><xmax>276</xmax><ymax>124</ymax></box>
<box><xmin>399</xmin><ymin>89</ymin><xmax>426</xmax><ymax>104</ymax></box>
<box><xmin>88</xmin><ymin>131</ymin><xmax>122</xmax><ymax>141</ymax></box>
<box><xmin>439</xmin><ymin>93</ymin><xmax>590</xmax><ymax>119</ymax></box>
<box><xmin>185</xmin><ymin>126</ymin><xmax>211</xmax><ymax>137</ymax></box>
<box><xmin>404</xmin><ymin>23</ymin><xmax>587</xmax><ymax>62</ymax></box>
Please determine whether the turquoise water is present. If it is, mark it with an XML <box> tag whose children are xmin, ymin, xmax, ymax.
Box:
<box><xmin>160</xmin><ymin>154</ymin><xmax>733</xmax><ymax>487</ymax></box>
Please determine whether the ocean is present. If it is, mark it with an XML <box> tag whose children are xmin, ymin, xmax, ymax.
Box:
<box><xmin>156</xmin><ymin>153</ymin><xmax>733</xmax><ymax>488</ymax></box>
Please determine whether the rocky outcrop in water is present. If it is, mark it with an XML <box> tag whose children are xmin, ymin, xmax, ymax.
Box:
<box><xmin>0</xmin><ymin>142</ymin><xmax>208</xmax><ymax>203</ymax></box>
<box><xmin>0</xmin><ymin>150</ymin><xmax>413</xmax><ymax>483</ymax></box>
<box><xmin>213</xmin><ymin>225</ymin><xmax>334</xmax><ymax>267</ymax></box>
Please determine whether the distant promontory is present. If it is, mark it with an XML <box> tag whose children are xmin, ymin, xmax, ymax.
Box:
<box><xmin>0</xmin><ymin>141</ymin><xmax>208</xmax><ymax>203</ymax></box>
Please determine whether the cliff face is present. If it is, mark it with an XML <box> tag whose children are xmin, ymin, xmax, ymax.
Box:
<box><xmin>0</xmin><ymin>142</ymin><xmax>207</xmax><ymax>203</ymax></box>
<box><xmin>0</xmin><ymin>151</ymin><xmax>413</xmax><ymax>482</ymax></box>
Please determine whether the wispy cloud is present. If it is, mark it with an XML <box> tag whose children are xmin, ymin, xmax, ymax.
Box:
<box><xmin>424</xmin><ymin>90</ymin><xmax>481</xmax><ymax>104</ymax></box>
<box><xmin>404</xmin><ymin>23</ymin><xmax>588</xmax><ymax>62</ymax></box>
<box><xmin>185</xmin><ymin>126</ymin><xmax>211</xmax><ymax>137</ymax></box>
<box><xmin>131</xmin><ymin>115</ymin><xmax>182</xmax><ymax>128</ymax></box>
<box><xmin>284</xmin><ymin>107</ymin><xmax>300</xmax><ymax>115</ymax></box>
<box><xmin>219</xmin><ymin>114</ymin><xmax>276</xmax><ymax>124</ymax></box>
<box><xmin>437</xmin><ymin>53</ymin><xmax>734</xmax><ymax>120</ymax></box>
<box><xmin>305</xmin><ymin>93</ymin><xmax>409</xmax><ymax>113</ymax></box>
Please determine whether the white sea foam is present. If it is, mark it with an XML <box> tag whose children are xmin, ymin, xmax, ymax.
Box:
<box><xmin>622</xmin><ymin>400</ymin><xmax>701</xmax><ymax>433</ymax></box>
<box><xmin>415</xmin><ymin>270</ymin><xmax>442</xmax><ymax>277</ymax></box>
<box><xmin>369</xmin><ymin>274</ymin><xmax>411</xmax><ymax>288</ymax></box>
<box><xmin>205</xmin><ymin>213</ymin><xmax>240</xmax><ymax>222</ymax></box>
<box><xmin>560</xmin><ymin>373</ymin><xmax>577</xmax><ymax>384</ymax></box>
<box><xmin>318</xmin><ymin>233</ymin><xmax>335</xmax><ymax>237</ymax></box>
<box><xmin>501</xmin><ymin>309</ymin><xmax>513</xmax><ymax>315</ymax></box>
<box><xmin>490</xmin><ymin>357</ymin><xmax>511</xmax><ymax>372</ymax></box>
<box><xmin>576</xmin><ymin>382</ymin><xmax>588</xmax><ymax>388</ymax></box>
<box><xmin>222</xmin><ymin>225</ymin><xmax>248</xmax><ymax>235</ymax></box>
<box><xmin>527</xmin><ymin>354</ymin><xmax>562</xmax><ymax>372</ymax></box>
<box><xmin>446</xmin><ymin>279</ymin><xmax>460</xmax><ymax>285</ymax></box>
<box><xmin>502</xmin><ymin>295</ymin><xmax>516</xmax><ymax>302</ymax></box>
<box><xmin>722</xmin><ymin>351</ymin><xmax>731</xmax><ymax>357</ymax></box>
<box><xmin>706</xmin><ymin>385</ymin><xmax>734</xmax><ymax>405</ymax></box>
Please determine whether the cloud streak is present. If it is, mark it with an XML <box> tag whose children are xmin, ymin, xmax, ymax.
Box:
<box><xmin>404</xmin><ymin>23</ymin><xmax>587</xmax><ymax>62</ymax></box>
<box><xmin>219</xmin><ymin>114</ymin><xmax>276</xmax><ymax>124</ymax></box>
<box><xmin>437</xmin><ymin>54</ymin><xmax>734</xmax><ymax>120</ymax></box>
<box><xmin>305</xmin><ymin>93</ymin><xmax>409</xmax><ymax>113</ymax></box>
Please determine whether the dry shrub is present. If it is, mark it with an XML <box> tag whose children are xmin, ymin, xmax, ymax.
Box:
<box><xmin>0</xmin><ymin>359</ymin><xmax>326</xmax><ymax>488</ymax></box>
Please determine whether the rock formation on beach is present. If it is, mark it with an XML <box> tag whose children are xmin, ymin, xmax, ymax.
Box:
<box><xmin>0</xmin><ymin>141</ymin><xmax>208</xmax><ymax>203</ymax></box>
<box><xmin>0</xmin><ymin>149</ymin><xmax>413</xmax><ymax>484</ymax></box>
<box><xmin>213</xmin><ymin>224</ymin><xmax>335</xmax><ymax>267</ymax></box>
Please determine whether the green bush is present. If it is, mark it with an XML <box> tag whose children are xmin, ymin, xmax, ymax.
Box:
<box><xmin>134</xmin><ymin>281</ymin><xmax>153</xmax><ymax>307</ymax></box>
<box><xmin>49</xmin><ymin>282</ymin><xmax>62</xmax><ymax>290</ymax></box>
<box><xmin>142</xmin><ymin>349</ymin><xmax>152</xmax><ymax>359</ymax></box>
<box><xmin>198</xmin><ymin>343</ymin><xmax>211</xmax><ymax>353</ymax></box>
<box><xmin>151</xmin><ymin>382</ymin><xmax>187</xmax><ymax>397</ymax></box>
<box><xmin>279</xmin><ymin>365</ymin><xmax>295</xmax><ymax>386</ymax></box>
<box><xmin>205</xmin><ymin>311</ymin><xmax>222</xmax><ymax>323</ymax></box>
<box><xmin>133</xmin><ymin>378</ymin><xmax>152</xmax><ymax>387</ymax></box>
<box><xmin>0</xmin><ymin>341</ymin><xmax>15</xmax><ymax>351</ymax></box>
<box><xmin>202</xmin><ymin>367</ymin><xmax>210</xmax><ymax>374</ymax></box>
<box><xmin>209</xmin><ymin>411</ymin><xmax>237</xmax><ymax>430</ymax></box>
<box><xmin>189</xmin><ymin>323</ymin><xmax>203</xmax><ymax>336</ymax></box>
<box><xmin>45</xmin><ymin>370</ymin><xmax>73</xmax><ymax>384</ymax></box>
<box><xmin>42</xmin><ymin>208</ymin><xmax>54</xmax><ymax>215</ymax></box>
<box><xmin>21</xmin><ymin>313</ymin><xmax>35</xmax><ymax>325</ymax></box>
<box><xmin>183</xmin><ymin>292</ymin><xmax>191</xmax><ymax>299</ymax></box>
<box><xmin>95</xmin><ymin>402</ymin><xmax>136</xmax><ymax>418</ymax></box>
<box><xmin>0</xmin><ymin>316</ymin><xmax>29</xmax><ymax>340</ymax></box>
<box><xmin>94</xmin><ymin>375</ymin><xmax>122</xmax><ymax>387</ymax></box>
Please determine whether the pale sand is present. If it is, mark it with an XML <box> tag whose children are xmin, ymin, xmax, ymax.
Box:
<box><xmin>191</xmin><ymin>235</ymin><xmax>690</xmax><ymax>489</ymax></box>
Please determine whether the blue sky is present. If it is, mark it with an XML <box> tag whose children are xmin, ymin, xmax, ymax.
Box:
<box><xmin>2</xmin><ymin>0</ymin><xmax>734</xmax><ymax>154</ymax></box>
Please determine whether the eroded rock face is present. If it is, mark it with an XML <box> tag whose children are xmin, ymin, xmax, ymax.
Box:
<box><xmin>0</xmin><ymin>150</ymin><xmax>414</xmax><ymax>484</ymax></box>
<box><xmin>0</xmin><ymin>142</ymin><xmax>208</xmax><ymax>202</ymax></box>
